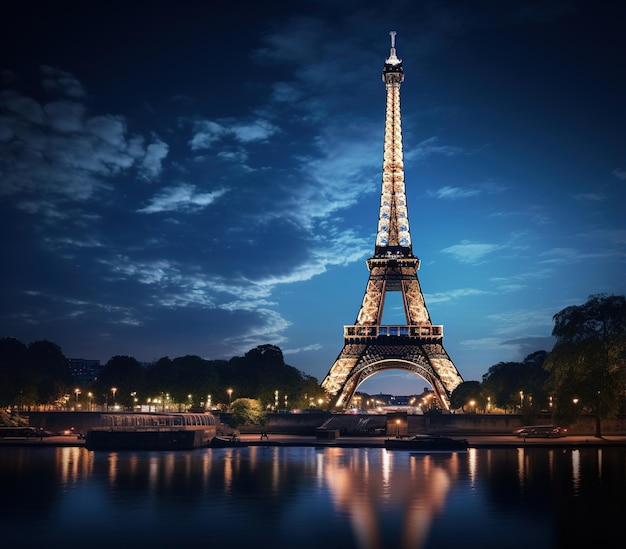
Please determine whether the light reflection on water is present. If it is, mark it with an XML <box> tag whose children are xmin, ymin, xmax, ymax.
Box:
<box><xmin>0</xmin><ymin>445</ymin><xmax>624</xmax><ymax>548</ymax></box>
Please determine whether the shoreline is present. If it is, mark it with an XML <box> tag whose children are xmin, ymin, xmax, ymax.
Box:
<box><xmin>2</xmin><ymin>433</ymin><xmax>626</xmax><ymax>449</ymax></box>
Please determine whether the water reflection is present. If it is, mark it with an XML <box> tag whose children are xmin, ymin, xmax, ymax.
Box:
<box><xmin>322</xmin><ymin>448</ymin><xmax>462</xmax><ymax>549</ymax></box>
<box><xmin>0</xmin><ymin>445</ymin><xmax>624</xmax><ymax>549</ymax></box>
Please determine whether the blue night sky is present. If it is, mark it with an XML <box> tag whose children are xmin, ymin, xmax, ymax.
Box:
<box><xmin>1</xmin><ymin>1</ymin><xmax>624</xmax><ymax>395</ymax></box>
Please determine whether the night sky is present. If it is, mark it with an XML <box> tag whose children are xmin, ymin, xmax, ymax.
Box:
<box><xmin>1</xmin><ymin>1</ymin><xmax>624</xmax><ymax>395</ymax></box>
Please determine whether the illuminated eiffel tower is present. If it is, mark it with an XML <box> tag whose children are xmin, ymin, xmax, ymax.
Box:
<box><xmin>321</xmin><ymin>31</ymin><xmax>463</xmax><ymax>410</ymax></box>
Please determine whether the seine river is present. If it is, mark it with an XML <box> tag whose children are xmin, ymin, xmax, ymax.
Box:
<box><xmin>1</xmin><ymin>444</ymin><xmax>624</xmax><ymax>548</ymax></box>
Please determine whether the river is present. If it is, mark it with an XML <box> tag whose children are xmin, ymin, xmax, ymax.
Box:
<box><xmin>1</xmin><ymin>444</ymin><xmax>624</xmax><ymax>548</ymax></box>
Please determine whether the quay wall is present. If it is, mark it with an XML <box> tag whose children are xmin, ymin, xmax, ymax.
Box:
<box><xmin>20</xmin><ymin>411</ymin><xmax>626</xmax><ymax>436</ymax></box>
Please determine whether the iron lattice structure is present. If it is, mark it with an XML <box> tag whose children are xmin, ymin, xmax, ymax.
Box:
<box><xmin>321</xmin><ymin>32</ymin><xmax>463</xmax><ymax>410</ymax></box>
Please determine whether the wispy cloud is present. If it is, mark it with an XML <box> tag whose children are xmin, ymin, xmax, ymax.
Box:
<box><xmin>442</xmin><ymin>241</ymin><xmax>505</xmax><ymax>264</ymax></box>
<box><xmin>137</xmin><ymin>184</ymin><xmax>227</xmax><ymax>213</ymax></box>
<box><xmin>431</xmin><ymin>180</ymin><xmax>507</xmax><ymax>199</ymax></box>
<box><xmin>611</xmin><ymin>168</ymin><xmax>626</xmax><ymax>180</ymax></box>
<box><xmin>426</xmin><ymin>288</ymin><xmax>488</xmax><ymax>304</ymax></box>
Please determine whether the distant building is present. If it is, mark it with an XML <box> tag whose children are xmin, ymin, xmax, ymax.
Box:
<box><xmin>67</xmin><ymin>358</ymin><xmax>103</xmax><ymax>383</ymax></box>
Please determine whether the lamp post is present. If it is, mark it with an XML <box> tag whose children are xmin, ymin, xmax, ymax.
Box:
<box><xmin>227</xmin><ymin>388</ymin><xmax>233</xmax><ymax>408</ymax></box>
<box><xmin>88</xmin><ymin>392</ymin><xmax>93</xmax><ymax>411</ymax></box>
<box><xmin>74</xmin><ymin>388</ymin><xmax>81</xmax><ymax>409</ymax></box>
<box><xmin>396</xmin><ymin>419</ymin><xmax>401</xmax><ymax>438</ymax></box>
<box><xmin>111</xmin><ymin>387</ymin><xmax>117</xmax><ymax>409</ymax></box>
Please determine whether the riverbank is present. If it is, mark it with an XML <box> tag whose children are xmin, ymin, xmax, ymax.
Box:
<box><xmin>2</xmin><ymin>433</ymin><xmax>626</xmax><ymax>449</ymax></box>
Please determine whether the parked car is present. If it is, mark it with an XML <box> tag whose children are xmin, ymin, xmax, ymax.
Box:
<box><xmin>514</xmin><ymin>425</ymin><xmax>567</xmax><ymax>438</ymax></box>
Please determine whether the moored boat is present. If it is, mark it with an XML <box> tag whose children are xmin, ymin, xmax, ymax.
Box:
<box><xmin>384</xmin><ymin>434</ymin><xmax>468</xmax><ymax>452</ymax></box>
<box><xmin>209</xmin><ymin>435</ymin><xmax>248</xmax><ymax>448</ymax></box>
<box><xmin>85</xmin><ymin>412</ymin><xmax>216</xmax><ymax>451</ymax></box>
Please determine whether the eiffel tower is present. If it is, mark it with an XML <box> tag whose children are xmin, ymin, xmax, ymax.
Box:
<box><xmin>321</xmin><ymin>31</ymin><xmax>463</xmax><ymax>411</ymax></box>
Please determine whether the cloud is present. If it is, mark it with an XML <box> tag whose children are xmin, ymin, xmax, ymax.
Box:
<box><xmin>426</xmin><ymin>288</ymin><xmax>488</xmax><ymax>304</ymax></box>
<box><xmin>611</xmin><ymin>168</ymin><xmax>626</xmax><ymax>180</ymax></box>
<box><xmin>40</xmin><ymin>65</ymin><xmax>86</xmax><ymax>98</ymax></box>
<box><xmin>188</xmin><ymin>118</ymin><xmax>278</xmax><ymax>151</ymax></box>
<box><xmin>139</xmin><ymin>138</ymin><xmax>169</xmax><ymax>180</ymax></box>
<box><xmin>441</xmin><ymin>240</ymin><xmax>504</xmax><ymax>264</ymax></box>
<box><xmin>432</xmin><ymin>186</ymin><xmax>482</xmax><ymax>199</ymax></box>
<box><xmin>407</xmin><ymin>136</ymin><xmax>463</xmax><ymax>161</ymax></box>
<box><xmin>137</xmin><ymin>184</ymin><xmax>227</xmax><ymax>213</ymax></box>
<box><xmin>573</xmin><ymin>192</ymin><xmax>606</xmax><ymax>202</ymax></box>
<box><xmin>431</xmin><ymin>180</ymin><xmax>507</xmax><ymax>200</ymax></box>
<box><xmin>0</xmin><ymin>68</ymin><xmax>158</xmax><ymax>216</ymax></box>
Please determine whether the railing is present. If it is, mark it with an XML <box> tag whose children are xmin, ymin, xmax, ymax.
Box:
<box><xmin>343</xmin><ymin>324</ymin><xmax>443</xmax><ymax>340</ymax></box>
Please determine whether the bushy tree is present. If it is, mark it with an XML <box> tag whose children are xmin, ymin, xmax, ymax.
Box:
<box><xmin>481</xmin><ymin>352</ymin><xmax>549</xmax><ymax>415</ymax></box>
<box><xmin>229</xmin><ymin>398</ymin><xmax>267</xmax><ymax>427</ymax></box>
<box><xmin>450</xmin><ymin>381</ymin><xmax>483</xmax><ymax>412</ymax></box>
<box><xmin>544</xmin><ymin>293</ymin><xmax>626</xmax><ymax>436</ymax></box>
<box><xmin>96</xmin><ymin>355</ymin><xmax>145</xmax><ymax>409</ymax></box>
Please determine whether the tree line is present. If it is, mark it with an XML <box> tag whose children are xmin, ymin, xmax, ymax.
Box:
<box><xmin>0</xmin><ymin>342</ymin><xmax>325</xmax><ymax>413</ymax></box>
<box><xmin>450</xmin><ymin>294</ymin><xmax>626</xmax><ymax>436</ymax></box>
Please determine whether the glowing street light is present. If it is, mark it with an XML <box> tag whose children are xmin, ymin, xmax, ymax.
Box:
<box><xmin>396</xmin><ymin>418</ymin><xmax>401</xmax><ymax>438</ymax></box>
<box><xmin>227</xmin><ymin>388</ymin><xmax>233</xmax><ymax>407</ymax></box>
<box><xmin>111</xmin><ymin>387</ymin><xmax>117</xmax><ymax>407</ymax></box>
<box><xmin>88</xmin><ymin>392</ymin><xmax>93</xmax><ymax>411</ymax></box>
<box><xmin>74</xmin><ymin>388</ymin><xmax>81</xmax><ymax>407</ymax></box>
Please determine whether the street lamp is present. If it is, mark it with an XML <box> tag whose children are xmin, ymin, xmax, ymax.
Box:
<box><xmin>74</xmin><ymin>388</ymin><xmax>81</xmax><ymax>408</ymax></box>
<box><xmin>227</xmin><ymin>388</ymin><xmax>233</xmax><ymax>407</ymax></box>
<box><xmin>396</xmin><ymin>419</ymin><xmax>401</xmax><ymax>438</ymax></box>
<box><xmin>88</xmin><ymin>392</ymin><xmax>93</xmax><ymax>411</ymax></box>
<box><xmin>111</xmin><ymin>387</ymin><xmax>117</xmax><ymax>408</ymax></box>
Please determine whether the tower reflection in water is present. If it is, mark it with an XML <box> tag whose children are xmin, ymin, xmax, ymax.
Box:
<box><xmin>321</xmin><ymin>448</ymin><xmax>459</xmax><ymax>549</ymax></box>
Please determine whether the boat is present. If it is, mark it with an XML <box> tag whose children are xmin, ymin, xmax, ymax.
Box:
<box><xmin>209</xmin><ymin>435</ymin><xmax>248</xmax><ymax>448</ymax></box>
<box><xmin>384</xmin><ymin>434</ymin><xmax>468</xmax><ymax>452</ymax></box>
<box><xmin>85</xmin><ymin>412</ymin><xmax>216</xmax><ymax>451</ymax></box>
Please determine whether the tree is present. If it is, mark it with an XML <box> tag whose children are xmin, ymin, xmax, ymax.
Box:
<box><xmin>481</xmin><ymin>352</ymin><xmax>549</xmax><ymax>416</ymax></box>
<box><xmin>96</xmin><ymin>355</ymin><xmax>145</xmax><ymax>410</ymax></box>
<box><xmin>450</xmin><ymin>381</ymin><xmax>483</xmax><ymax>412</ymax></box>
<box><xmin>544</xmin><ymin>294</ymin><xmax>626</xmax><ymax>436</ymax></box>
<box><xmin>229</xmin><ymin>398</ymin><xmax>267</xmax><ymax>428</ymax></box>
<box><xmin>26</xmin><ymin>340</ymin><xmax>72</xmax><ymax>405</ymax></box>
<box><xmin>0</xmin><ymin>337</ymin><xmax>29</xmax><ymax>406</ymax></box>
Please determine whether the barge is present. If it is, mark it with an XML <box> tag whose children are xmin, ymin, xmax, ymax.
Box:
<box><xmin>85</xmin><ymin>412</ymin><xmax>217</xmax><ymax>451</ymax></box>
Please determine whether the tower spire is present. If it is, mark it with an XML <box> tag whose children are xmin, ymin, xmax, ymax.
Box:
<box><xmin>321</xmin><ymin>33</ymin><xmax>464</xmax><ymax>411</ymax></box>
